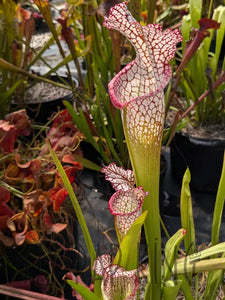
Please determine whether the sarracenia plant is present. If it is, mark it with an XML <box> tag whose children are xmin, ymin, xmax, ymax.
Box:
<box><xmin>47</xmin><ymin>3</ymin><xmax>225</xmax><ymax>300</ymax></box>
<box><xmin>103</xmin><ymin>3</ymin><xmax>182</xmax><ymax>298</ymax></box>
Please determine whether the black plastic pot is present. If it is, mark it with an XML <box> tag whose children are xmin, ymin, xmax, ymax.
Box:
<box><xmin>170</xmin><ymin>132</ymin><xmax>225</xmax><ymax>193</ymax></box>
<box><xmin>28</xmin><ymin>76</ymin><xmax>78</xmax><ymax>123</ymax></box>
<box><xmin>12</xmin><ymin>75</ymin><xmax>78</xmax><ymax>124</ymax></box>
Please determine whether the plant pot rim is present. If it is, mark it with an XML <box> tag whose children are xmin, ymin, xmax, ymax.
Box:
<box><xmin>175</xmin><ymin>130</ymin><xmax>225</xmax><ymax>148</ymax></box>
<box><xmin>25</xmin><ymin>75</ymin><xmax>78</xmax><ymax>104</ymax></box>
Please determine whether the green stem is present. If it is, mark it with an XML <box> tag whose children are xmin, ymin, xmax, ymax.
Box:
<box><xmin>137</xmin><ymin>146</ymin><xmax>162</xmax><ymax>300</ymax></box>
<box><xmin>208</xmin><ymin>0</ymin><xmax>214</xmax><ymax>18</ymax></box>
<box><xmin>147</xmin><ymin>0</ymin><xmax>157</xmax><ymax>23</ymax></box>
<box><xmin>123</xmin><ymin>112</ymin><xmax>162</xmax><ymax>300</ymax></box>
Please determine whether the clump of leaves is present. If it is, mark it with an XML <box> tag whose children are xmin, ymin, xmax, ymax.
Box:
<box><xmin>0</xmin><ymin>109</ymin><xmax>83</xmax><ymax>247</ymax></box>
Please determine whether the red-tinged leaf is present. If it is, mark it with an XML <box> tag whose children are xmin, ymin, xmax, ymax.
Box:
<box><xmin>49</xmin><ymin>187</ymin><xmax>68</xmax><ymax>212</ymax></box>
<box><xmin>25</xmin><ymin>230</ymin><xmax>40</xmax><ymax>244</ymax></box>
<box><xmin>4</xmin><ymin>163</ymin><xmax>24</xmax><ymax>183</ymax></box>
<box><xmin>43</xmin><ymin>210</ymin><xmax>67</xmax><ymax>234</ymax></box>
<box><xmin>0</xmin><ymin>120</ymin><xmax>17</xmax><ymax>153</ymax></box>
<box><xmin>24</xmin><ymin>13</ymin><xmax>35</xmax><ymax>47</ymax></box>
<box><xmin>102</xmin><ymin>163</ymin><xmax>135</xmax><ymax>191</ymax></box>
<box><xmin>5</xmin><ymin>109</ymin><xmax>31</xmax><ymax>137</ymax></box>
<box><xmin>11</xmin><ymin>214</ymin><xmax>28</xmax><ymax>246</ymax></box>
<box><xmin>51</xmin><ymin>133</ymin><xmax>80</xmax><ymax>152</ymax></box>
<box><xmin>66</xmin><ymin>165</ymin><xmax>82</xmax><ymax>180</ymax></box>
<box><xmin>40</xmin><ymin>124</ymin><xmax>84</xmax><ymax>155</ymax></box>
<box><xmin>3</xmin><ymin>275</ymin><xmax>48</xmax><ymax>294</ymax></box>
<box><xmin>56</xmin><ymin>165</ymin><xmax>82</xmax><ymax>186</ymax></box>
<box><xmin>43</xmin><ymin>210</ymin><xmax>53</xmax><ymax>227</ymax></box>
<box><xmin>0</xmin><ymin>203</ymin><xmax>14</xmax><ymax>218</ymax></box>
<box><xmin>198</xmin><ymin>18</ymin><xmax>220</xmax><ymax>31</ymax></box>
<box><xmin>10</xmin><ymin>213</ymin><xmax>28</xmax><ymax>235</ymax></box>
<box><xmin>50</xmin><ymin>223</ymin><xmax>67</xmax><ymax>234</ymax></box>
<box><xmin>62</xmin><ymin>154</ymin><xmax>83</xmax><ymax>168</ymax></box>
<box><xmin>14</xmin><ymin>232</ymin><xmax>26</xmax><ymax>245</ymax></box>
<box><xmin>57</xmin><ymin>18</ymin><xmax>74</xmax><ymax>50</ymax></box>
<box><xmin>15</xmin><ymin>154</ymin><xmax>41</xmax><ymax>173</ymax></box>
<box><xmin>0</xmin><ymin>215</ymin><xmax>11</xmax><ymax>229</ymax></box>
<box><xmin>29</xmin><ymin>159</ymin><xmax>42</xmax><ymax>175</ymax></box>
<box><xmin>40</xmin><ymin>109</ymin><xmax>84</xmax><ymax>155</ymax></box>
<box><xmin>23</xmin><ymin>190</ymin><xmax>50</xmax><ymax>216</ymax></box>
<box><xmin>52</xmin><ymin>109</ymin><xmax>72</xmax><ymax>127</ymax></box>
<box><xmin>176</xmin><ymin>18</ymin><xmax>220</xmax><ymax>77</ymax></box>
<box><xmin>0</xmin><ymin>186</ymin><xmax>10</xmax><ymax>203</ymax></box>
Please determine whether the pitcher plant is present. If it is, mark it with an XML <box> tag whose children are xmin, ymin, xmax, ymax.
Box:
<box><xmin>103</xmin><ymin>3</ymin><xmax>182</xmax><ymax>298</ymax></box>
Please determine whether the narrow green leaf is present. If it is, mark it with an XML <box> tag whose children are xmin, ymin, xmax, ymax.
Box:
<box><xmin>181</xmin><ymin>15</ymin><xmax>191</xmax><ymax>53</ymax></box>
<box><xmin>73</xmin><ymin>155</ymin><xmax>101</xmax><ymax>172</ymax></box>
<box><xmin>27</xmin><ymin>32</ymin><xmax>56</xmax><ymax>68</ymax></box>
<box><xmin>64</xmin><ymin>101</ymin><xmax>100</xmax><ymax>152</ymax></box>
<box><xmin>41</xmin><ymin>54</ymin><xmax>73</xmax><ymax>78</ymax></box>
<box><xmin>180</xmin><ymin>168</ymin><xmax>196</xmax><ymax>255</ymax></box>
<box><xmin>204</xmin><ymin>253</ymin><xmax>225</xmax><ymax>300</ymax></box>
<box><xmin>95</xmin><ymin>86</ymin><xmax>123</xmax><ymax>166</ymax></box>
<box><xmin>174</xmin><ymin>257</ymin><xmax>225</xmax><ymax>275</ymax></box>
<box><xmin>163</xmin><ymin>279</ymin><xmax>182</xmax><ymax>300</ymax></box>
<box><xmin>0</xmin><ymin>58</ymin><xmax>72</xmax><ymax>90</ymax></box>
<box><xmin>204</xmin><ymin>152</ymin><xmax>225</xmax><ymax>300</ymax></box>
<box><xmin>164</xmin><ymin>228</ymin><xmax>186</xmax><ymax>281</ymax></box>
<box><xmin>147</xmin><ymin>0</ymin><xmax>157</xmax><ymax>23</ymax></box>
<box><xmin>66</xmin><ymin>281</ymin><xmax>99</xmax><ymax>300</ymax></box>
<box><xmin>47</xmin><ymin>141</ymin><xmax>96</xmax><ymax>270</ymax></box>
<box><xmin>128</xmin><ymin>0</ymin><xmax>141</xmax><ymax>22</ymax></box>
<box><xmin>173</xmin><ymin>243</ymin><xmax>225</xmax><ymax>278</ymax></box>
<box><xmin>211</xmin><ymin>152</ymin><xmax>225</xmax><ymax>245</ymax></box>
<box><xmin>212</xmin><ymin>6</ymin><xmax>225</xmax><ymax>76</ymax></box>
<box><xmin>0</xmin><ymin>79</ymin><xmax>23</xmax><ymax>105</ymax></box>
<box><xmin>179</xmin><ymin>275</ymin><xmax>194</xmax><ymax>300</ymax></box>
<box><xmin>143</xmin><ymin>282</ymin><xmax>151</xmax><ymax>300</ymax></box>
<box><xmin>176</xmin><ymin>242</ymin><xmax>225</xmax><ymax>265</ymax></box>
<box><xmin>189</xmin><ymin>0</ymin><xmax>202</xmax><ymax>28</ymax></box>
<box><xmin>113</xmin><ymin>211</ymin><xmax>148</xmax><ymax>270</ymax></box>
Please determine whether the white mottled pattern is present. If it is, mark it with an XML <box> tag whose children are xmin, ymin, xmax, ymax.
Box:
<box><xmin>103</xmin><ymin>3</ymin><xmax>182</xmax><ymax>146</ymax></box>
<box><xmin>93</xmin><ymin>254</ymin><xmax>139</xmax><ymax>300</ymax></box>
<box><xmin>101</xmin><ymin>163</ymin><xmax>135</xmax><ymax>191</ymax></box>
<box><xmin>109</xmin><ymin>187</ymin><xmax>147</xmax><ymax>239</ymax></box>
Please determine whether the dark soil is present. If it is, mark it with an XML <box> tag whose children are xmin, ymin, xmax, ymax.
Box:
<box><xmin>166</xmin><ymin>108</ymin><xmax>225</xmax><ymax>140</ymax></box>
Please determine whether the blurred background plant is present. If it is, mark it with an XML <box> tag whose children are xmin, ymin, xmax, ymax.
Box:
<box><xmin>166</xmin><ymin>0</ymin><xmax>225</xmax><ymax>130</ymax></box>
<box><xmin>0</xmin><ymin>0</ymin><xmax>79</xmax><ymax>118</ymax></box>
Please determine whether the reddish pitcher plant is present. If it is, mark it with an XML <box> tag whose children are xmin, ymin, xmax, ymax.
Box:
<box><xmin>0</xmin><ymin>109</ymin><xmax>83</xmax><ymax>247</ymax></box>
<box><xmin>103</xmin><ymin>3</ymin><xmax>182</xmax><ymax>299</ymax></box>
